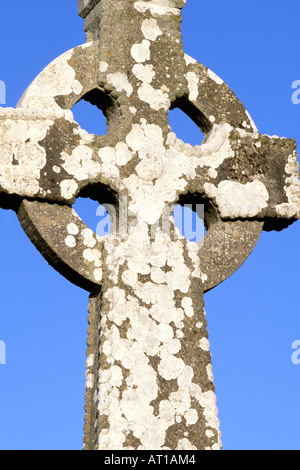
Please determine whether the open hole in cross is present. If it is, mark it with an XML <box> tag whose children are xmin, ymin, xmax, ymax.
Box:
<box><xmin>168</xmin><ymin>107</ymin><xmax>205</xmax><ymax>146</ymax></box>
<box><xmin>72</xmin><ymin>98</ymin><xmax>107</xmax><ymax>137</ymax></box>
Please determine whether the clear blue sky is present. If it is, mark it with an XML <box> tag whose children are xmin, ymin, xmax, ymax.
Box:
<box><xmin>0</xmin><ymin>0</ymin><xmax>300</xmax><ymax>450</ymax></box>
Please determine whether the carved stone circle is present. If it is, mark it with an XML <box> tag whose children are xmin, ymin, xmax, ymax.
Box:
<box><xmin>3</xmin><ymin>40</ymin><xmax>293</xmax><ymax>292</ymax></box>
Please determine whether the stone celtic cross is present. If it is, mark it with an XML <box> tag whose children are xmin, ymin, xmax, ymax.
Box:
<box><xmin>0</xmin><ymin>0</ymin><xmax>299</xmax><ymax>450</ymax></box>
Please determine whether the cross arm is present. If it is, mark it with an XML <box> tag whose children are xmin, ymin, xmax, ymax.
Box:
<box><xmin>0</xmin><ymin>40</ymin><xmax>121</xmax><ymax>211</ymax></box>
<box><xmin>0</xmin><ymin>107</ymin><xmax>103</xmax><ymax>209</ymax></box>
<box><xmin>179</xmin><ymin>60</ymin><xmax>300</xmax><ymax>230</ymax></box>
<box><xmin>195</xmin><ymin>128</ymin><xmax>300</xmax><ymax>230</ymax></box>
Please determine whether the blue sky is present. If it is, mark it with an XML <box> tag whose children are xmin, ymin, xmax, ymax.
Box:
<box><xmin>0</xmin><ymin>0</ymin><xmax>300</xmax><ymax>450</ymax></box>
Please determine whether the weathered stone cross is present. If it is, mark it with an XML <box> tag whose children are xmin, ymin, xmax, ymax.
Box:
<box><xmin>0</xmin><ymin>0</ymin><xmax>299</xmax><ymax>450</ymax></box>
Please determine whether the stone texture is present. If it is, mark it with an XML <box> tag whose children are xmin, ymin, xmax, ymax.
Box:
<box><xmin>0</xmin><ymin>0</ymin><xmax>299</xmax><ymax>450</ymax></box>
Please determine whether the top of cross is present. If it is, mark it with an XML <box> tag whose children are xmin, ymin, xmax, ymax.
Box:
<box><xmin>78</xmin><ymin>0</ymin><xmax>100</xmax><ymax>18</ymax></box>
<box><xmin>78</xmin><ymin>0</ymin><xmax>186</xmax><ymax>18</ymax></box>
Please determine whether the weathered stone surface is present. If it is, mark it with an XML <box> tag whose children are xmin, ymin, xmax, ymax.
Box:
<box><xmin>1</xmin><ymin>9</ymin><xmax>298</xmax><ymax>224</ymax></box>
<box><xmin>89</xmin><ymin>228</ymin><xmax>221</xmax><ymax>450</ymax></box>
<box><xmin>0</xmin><ymin>0</ymin><xmax>299</xmax><ymax>450</ymax></box>
<box><xmin>78</xmin><ymin>0</ymin><xmax>101</xmax><ymax>19</ymax></box>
